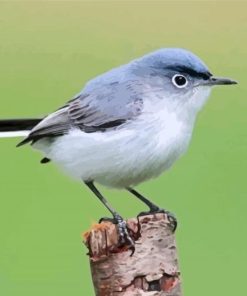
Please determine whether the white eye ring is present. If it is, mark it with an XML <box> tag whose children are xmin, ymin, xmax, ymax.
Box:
<box><xmin>172</xmin><ymin>74</ymin><xmax>188</xmax><ymax>88</ymax></box>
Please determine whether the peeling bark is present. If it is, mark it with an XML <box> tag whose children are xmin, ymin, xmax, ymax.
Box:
<box><xmin>83</xmin><ymin>213</ymin><xmax>182</xmax><ymax>296</ymax></box>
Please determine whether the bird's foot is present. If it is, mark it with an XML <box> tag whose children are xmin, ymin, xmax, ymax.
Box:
<box><xmin>99</xmin><ymin>215</ymin><xmax>135</xmax><ymax>254</ymax></box>
<box><xmin>138</xmin><ymin>207</ymin><xmax>177</xmax><ymax>232</ymax></box>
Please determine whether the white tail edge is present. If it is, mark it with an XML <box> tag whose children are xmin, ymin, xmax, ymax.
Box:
<box><xmin>0</xmin><ymin>131</ymin><xmax>30</xmax><ymax>138</ymax></box>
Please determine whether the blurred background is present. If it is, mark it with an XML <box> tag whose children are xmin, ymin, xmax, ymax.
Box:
<box><xmin>0</xmin><ymin>1</ymin><xmax>246</xmax><ymax>295</ymax></box>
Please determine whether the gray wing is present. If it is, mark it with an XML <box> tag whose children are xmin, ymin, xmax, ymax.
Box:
<box><xmin>18</xmin><ymin>82</ymin><xmax>143</xmax><ymax>146</ymax></box>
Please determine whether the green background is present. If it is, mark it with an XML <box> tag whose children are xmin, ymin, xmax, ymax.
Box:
<box><xmin>0</xmin><ymin>1</ymin><xmax>246</xmax><ymax>295</ymax></box>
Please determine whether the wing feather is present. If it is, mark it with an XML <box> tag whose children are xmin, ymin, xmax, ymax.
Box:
<box><xmin>17</xmin><ymin>82</ymin><xmax>143</xmax><ymax>146</ymax></box>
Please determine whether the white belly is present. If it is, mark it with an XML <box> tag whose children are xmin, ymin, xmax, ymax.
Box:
<box><xmin>34</xmin><ymin>111</ymin><xmax>193</xmax><ymax>188</ymax></box>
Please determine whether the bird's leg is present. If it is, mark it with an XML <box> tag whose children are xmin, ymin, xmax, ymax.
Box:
<box><xmin>84</xmin><ymin>181</ymin><xmax>135</xmax><ymax>250</ymax></box>
<box><xmin>126</xmin><ymin>187</ymin><xmax>177</xmax><ymax>231</ymax></box>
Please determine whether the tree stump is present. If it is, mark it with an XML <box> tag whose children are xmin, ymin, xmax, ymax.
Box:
<box><xmin>83</xmin><ymin>213</ymin><xmax>182</xmax><ymax>296</ymax></box>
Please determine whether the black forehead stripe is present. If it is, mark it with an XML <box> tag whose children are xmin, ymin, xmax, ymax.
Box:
<box><xmin>166</xmin><ymin>65</ymin><xmax>212</xmax><ymax>80</ymax></box>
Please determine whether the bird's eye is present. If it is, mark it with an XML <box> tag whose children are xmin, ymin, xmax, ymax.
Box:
<box><xmin>172</xmin><ymin>74</ymin><xmax>188</xmax><ymax>88</ymax></box>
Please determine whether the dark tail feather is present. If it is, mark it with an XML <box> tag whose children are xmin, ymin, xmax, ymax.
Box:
<box><xmin>0</xmin><ymin>118</ymin><xmax>42</xmax><ymax>132</ymax></box>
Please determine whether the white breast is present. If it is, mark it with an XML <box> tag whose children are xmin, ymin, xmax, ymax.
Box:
<box><xmin>34</xmin><ymin>105</ymin><xmax>194</xmax><ymax>188</ymax></box>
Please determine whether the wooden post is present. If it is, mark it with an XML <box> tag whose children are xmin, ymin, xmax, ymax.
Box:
<box><xmin>83</xmin><ymin>213</ymin><xmax>182</xmax><ymax>296</ymax></box>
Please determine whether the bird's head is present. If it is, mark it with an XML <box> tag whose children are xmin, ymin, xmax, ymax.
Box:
<box><xmin>132</xmin><ymin>48</ymin><xmax>237</xmax><ymax>119</ymax></box>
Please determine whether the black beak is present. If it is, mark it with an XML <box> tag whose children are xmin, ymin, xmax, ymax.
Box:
<box><xmin>206</xmin><ymin>76</ymin><xmax>238</xmax><ymax>86</ymax></box>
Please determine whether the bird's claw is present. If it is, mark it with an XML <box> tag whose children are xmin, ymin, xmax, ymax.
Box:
<box><xmin>99</xmin><ymin>215</ymin><xmax>135</xmax><ymax>255</ymax></box>
<box><xmin>115</xmin><ymin>216</ymin><xmax>135</xmax><ymax>248</ymax></box>
<box><xmin>138</xmin><ymin>208</ymin><xmax>177</xmax><ymax>232</ymax></box>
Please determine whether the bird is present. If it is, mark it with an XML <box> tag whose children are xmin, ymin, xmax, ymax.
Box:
<box><xmin>0</xmin><ymin>48</ymin><xmax>237</xmax><ymax>249</ymax></box>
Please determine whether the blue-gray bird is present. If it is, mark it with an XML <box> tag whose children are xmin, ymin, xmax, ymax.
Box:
<box><xmin>0</xmin><ymin>48</ymin><xmax>237</xmax><ymax>249</ymax></box>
